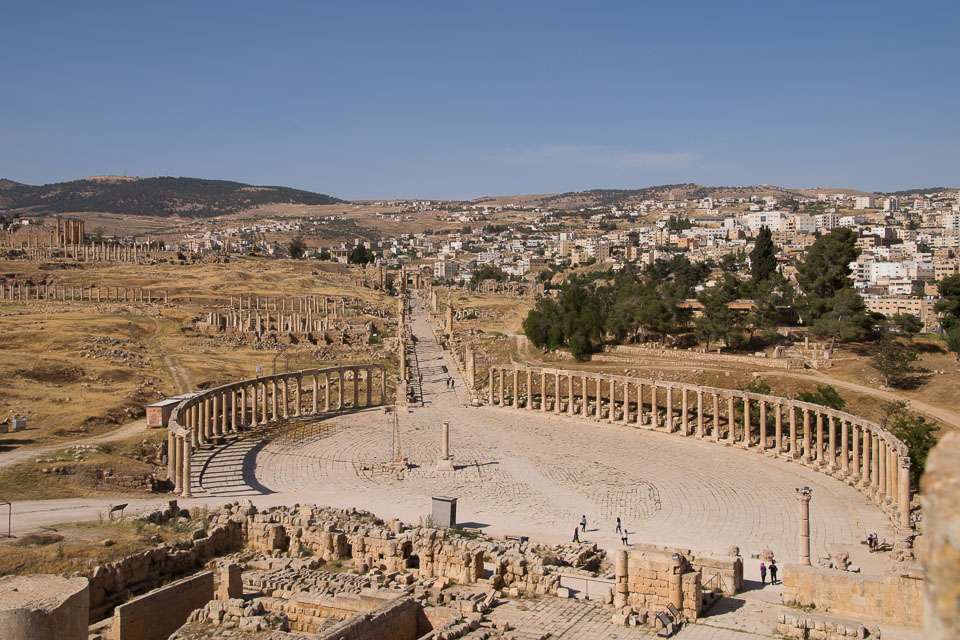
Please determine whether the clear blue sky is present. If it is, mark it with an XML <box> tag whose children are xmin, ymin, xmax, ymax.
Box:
<box><xmin>1</xmin><ymin>1</ymin><xmax>957</xmax><ymax>200</ymax></box>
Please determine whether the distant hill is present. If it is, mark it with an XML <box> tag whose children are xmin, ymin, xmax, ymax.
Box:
<box><xmin>475</xmin><ymin>184</ymin><xmax>810</xmax><ymax>209</ymax></box>
<box><xmin>0</xmin><ymin>176</ymin><xmax>343</xmax><ymax>218</ymax></box>
<box><xmin>879</xmin><ymin>187</ymin><xmax>957</xmax><ymax>197</ymax></box>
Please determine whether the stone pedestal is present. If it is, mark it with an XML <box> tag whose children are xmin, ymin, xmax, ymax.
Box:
<box><xmin>432</xmin><ymin>496</ymin><xmax>457</xmax><ymax>529</ymax></box>
<box><xmin>0</xmin><ymin>575</ymin><xmax>89</xmax><ymax>640</ymax></box>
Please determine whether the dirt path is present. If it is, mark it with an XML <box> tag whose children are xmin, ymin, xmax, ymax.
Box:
<box><xmin>0</xmin><ymin>418</ymin><xmax>150</xmax><ymax>471</ymax></box>
<box><xmin>151</xmin><ymin>316</ymin><xmax>191</xmax><ymax>394</ymax></box>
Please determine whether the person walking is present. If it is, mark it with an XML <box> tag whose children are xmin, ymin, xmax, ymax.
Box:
<box><xmin>769</xmin><ymin>561</ymin><xmax>778</xmax><ymax>585</ymax></box>
<box><xmin>760</xmin><ymin>562</ymin><xmax>767</xmax><ymax>585</ymax></box>
<box><xmin>573</xmin><ymin>527</ymin><xmax>580</xmax><ymax>543</ymax></box>
<box><xmin>580</xmin><ymin>515</ymin><xmax>587</xmax><ymax>531</ymax></box>
<box><xmin>615</xmin><ymin>517</ymin><xmax>622</xmax><ymax>534</ymax></box>
<box><xmin>621</xmin><ymin>531</ymin><xmax>628</xmax><ymax>545</ymax></box>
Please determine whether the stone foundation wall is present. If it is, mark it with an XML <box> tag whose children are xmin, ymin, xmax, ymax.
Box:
<box><xmin>87</xmin><ymin>519</ymin><xmax>243</xmax><ymax>621</ymax></box>
<box><xmin>920</xmin><ymin>429</ymin><xmax>960</xmax><ymax>640</ymax></box>
<box><xmin>616</xmin><ymin>544</ymin><xmax>702</xmax><ymax>622</ymax></box>
<box><xmin>776</xmin><ymin>610</ymin><xmax>881</xmax><ymax>639</ymax></box>
<box><xmin>109</xmin><ymin>571</ymin><xmax>214</xmax><ymax>640</ymax></box>
<box><xmin>690</xmin><ymin>554</ymin><xmax>743</xmax><ymax>595</ymax></box>
<box><xmin>0</xmin><ymin>575</ymin><xmax>89</xmax><ymax>640</ymax></box>
<box><xmin>781</xmin><ymin>563</ymin><xmax>923</xmax><ymax>628</ymax></box>
<box><xmin>312</xmin><ymin>597</ymin><xmax>420</xmax><ymax>640</ymax></box>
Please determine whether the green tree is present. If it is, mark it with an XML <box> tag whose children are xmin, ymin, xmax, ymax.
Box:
<box><xmin>749</xmin><ymin>226</ymin><xmax>778</xmax><ymax>283</ymax></box>
<box><xmin>810</xmin><ymin>288</ymin><xmax>873</xmax><ymax>344</ymax></box>
<box><xmin>795</xmin><ymin>385</ymin><xmax>845</xmax><ymax>411</ymax></box>
<box><xmin>288</xmin><ymin>236</ymin><xmax>307</xmax><ymax>259</ymax></box>
<box><xmin>888</xmin><ymin>313</ymin><xmax>923</xmax><ymax>337</ymax></box>
<box><xmin>869</xmin><ymin>337</ymin><xmax>919</xmax><ymax>388</ymax></box>
<box><xmin>946</xmin><ymin>325</ymin><xmax>960</xmax><ymax>362</ymax></box>
<box><xmin>317</xmin><ymin>250</ymin><xmax>331</xmax><ymax>261</ymax></box>
<box><xmin>348</xmin><ymin>245</ymin><xmax>374</xmax><ymax>265</ymax></box>
<box><xmin>934</xmin><ymin>274</ymin><xmax>960</xmax><ymax>332</ymax></box>
<box><xmin>796</xmin><ymin>228</ymin><xmax>860</xmax><ymax>321</ymax></box>
<box><xmin>881</xmin><ymin>400</ymin><xmax>938</xmax><ymax>487</ymax></box>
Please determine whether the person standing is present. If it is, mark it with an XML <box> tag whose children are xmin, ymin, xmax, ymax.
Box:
<box><xmin>580</xmin><ymin>515</ymin><xmax>587</xmax><ymax>531</ymax></box>
<box><xmin>760</xmin><ymin>562</ymin><xmax>767</xmax><ymax>585</ymax></box>
<box><xmin>621</xmin><ymin>530</ymin><xmax>628</xmax><ymax>545</ymax></box>
<box><xmin>573</xmin><ymin>527</ymin><xmax>580</xmax><ymax>543</ymax></box>
<box><xmin>769</xmin><ymin>561</ymin><xmax>778</xmax><ymax>585</ymax></box>
<box><xmin>615</xmin><ymin>517</ymin><xmax>622</xmax><ymax>534</ymax></box>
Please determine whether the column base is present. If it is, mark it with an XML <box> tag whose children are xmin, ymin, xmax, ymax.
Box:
<box><xmin>435</xmin><ymin>458</ymin><xmax>455</xmax><ymax>472</ymax></box>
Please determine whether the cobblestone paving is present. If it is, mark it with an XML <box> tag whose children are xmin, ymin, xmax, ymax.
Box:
<box><xmin>488</xmin><ymin>598</ymin><xmax>773</xmax><ymax>639</ymax></box>
<box><xmin>198</xmin><ymin>292</ymin><xmax>895</xmax><ymax>565</ymax></box>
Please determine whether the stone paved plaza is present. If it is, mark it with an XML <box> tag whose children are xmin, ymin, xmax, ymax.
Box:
<box><xmin>194</xmin><ymin>293</ymin><xmax>895</xmax><ymax>572</ymax></box>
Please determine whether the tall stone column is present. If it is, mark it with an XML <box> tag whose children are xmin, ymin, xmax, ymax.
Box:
<box><xmin>872</xmin><ymin>433</ymin><xmax>881</xmax><ymax>494</ymax></box>
<box><xmin>513</xmin><ymin>369</ymin><xmax>519</xmax><ymax>408</ymax></box>
<box><xmin>498</xmin><ymin>370</ymin><xmax>505</xmax><ymax>407</ymax></box>
<box><xmin>651</xmin><ymin>385</ymin><xmax>659</xmax><ymax>428</ymax></box>
<box><xmin>489</xmin><ymin>369</ymin><xmax>496</xmax><ymax>405</ymax></box>
<box><xmin>852</xmin><ymin>424</ymin><xmax>860</xmax><ymax>479</ymax></box>
<box><xmin>366</xmin><ymin>369</ymin><xmax>372</xmax><ymax>407</ymax></box>
<box><xmin>861</xmin><ymin>428</ymin><xmax>871</xmax><ymax>486</ymax></box>
<box><xmin>555</xmin><ymin>373</ymin><xmax>562</xmax><ymax>414</ymax></box>
<box><xmin>696</xmin><ymin>390</ymin><xmax>704</xmax><ymax>438</ymax></box>
<box><xmin>271</xmin><ymin>380</ymin><xmax>279</xmax><ymax>419</ymax></box>
<box><xmin>466</xmin><ymin>348</ymin><xmax>476</xmax><ymax>389</ymax></box>
<box><xmin>582</xmin><ymin>376</ymin><xmax>589</xmax><ymax>418</ymax></box>
<box><xmin>840</xmin><ymin>420</ymin><xmax>849</xmax><ymax>473</ymax></box>
<box><xmin>802</xmin><ymin>410</ymin><xmax>811</xmax><ymax>463</ymax></box>
<box><xmin>182</xmin><ymin>438</ymin><xmax>192</xmax><ymax>498</ymax></box>
<box><xmin>775</xmin><ymin>403</ymin><xmax>783</xmax><ymax>452</ymax></box>
<box><xmin>828</xmin><ymin>416</ymin><xmax>837</xmax><ymax>469</ymax></box>
<box><xmin>436</xmin><ymin>420</ymin><xmax>454</xmax><ymax>472</ymax></box>
<box><xmin>526</xmin><ymin>369</ymin><xmax>533</xmax><ymax>410</ymax></box>
<box><xmin>816</xmin><ymin>413</ymin><xmax>825</xmax><ymax>465</ymax></box>
<box><xmin>665</xmin><ymin>387</ymin><xmax>673</xmax><ymax>432</ymax></box>
<box><xmin>759</xmin><ymin>400</ymin><xmax>767</xmax><ymax>450</ymax></box>
<box><xmin>568</xmin><ymin>375</ymin><xmax>575</xmax><ymax>416</ymax></box>
<box><xmin>173</xmin><ymin>436</ymin><xmax>182</xmax><ymax>492</ymax></box>
<box><xmin>325</xmin><ymin>373</ymin><xmax>331</xmax><ymax>411</ymax></box>
<box><xmin>681</xmin><ymin>388</ymin><xmax>689</xmax><ymax>435</ymax></box>
<box><xmin>221</xmin><ymin>390</ymin><xmax>229</xmax><ymax>434</ymax></box>
<box><xmin>712</xmin><ymin>392</ymin><xmax>720</xmax><ymax>441</ymax></box>
<box><xmin>312</xmin><ymin>373</ymin><xmax>319</xmax><ymax>414</ymax></box>
<box><xmin>623</xmin><ymin>381</ymin><xmax>631</xmax><ymax>424</ymax></box>
<box><xmin>353</xmin><ymin>369</ymin><xmax>359</xmax><ymax>408</ymax></box>
<box><xmin>167</xmin><ymin>430</ymin><xmax>176</xmax><ymax>483</ymax></box>
<box><xmin>789</xmin><ymin>405</ymin><xmax>798</xmax><ymax>458</ymax></box>
<box><xmin>608</xmin><ymin>379</ymin><xmax>616</xmax><ymax>423</ymax></box>
<box><xmin>541</xmin><ymin>372</ymin><xmax>547</xmax><ymax>413</ymax></box>
<box><xmin>637</xmin><ymin>382</ymin><xmax>645</xmax><ymax>425</ymax></box>
<box><xmin>281</xmin><ymin>378</ymin><xmax>289</xmax><ymax>418</ymax></box>
<box><xmin>337</xmin><ymin>372</ymin><xmax>344</xmax><ymax>410</ymax></box>
<box><xmin>727</xmin><ymin>396</ymin><xmax>735</xmax><ymax>444</ymax></box>
<box><xmin>380</xmin><ymin>368</ymin><xmax>386</xmax><ymax>405</ymax></box>
<box><xmin>898</xmin><ymin>456</ymin><xmax>911</xmax><ymax>528</ymax></box>
<box><xmin>743</xmin><ymin>397</ymin><xmax>751</xmax><ymax>447</ymax></box>
<box><xmin>877</xmin><ymin>439</ymin><xmax>887</xmax><ymax>502</ymax></box>
<box><xmin>797</xmin><ymin>487</ymin><xmax>812</xmax><ymax>565</ymax></box>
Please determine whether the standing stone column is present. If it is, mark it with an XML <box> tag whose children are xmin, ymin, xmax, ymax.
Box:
<box><xmin>816</xmin><ymin>413</ymin><xmax>825</xmax><ymax>465</ymax></box>
<box><xmin>568</xmin><ymin>375</ymin><xmax>575</xmax><ymax>416</ymax></box>
<box><xmin>851</xmin><ymin>423</ymin><xmax>860</xmax><ymax>479</ymax></box>
<box><xmin>173</xmin><ymin>436</ymin><xmax>182</xmax><ymax>492</ymax></box>
<box><xmin>872</xmin><ymin>433</ymin><xmax>881</xmax><ymax>495</ymax></box>
<box><xmin>637</xmin><ymin>382</ymin><xmax>645</xmax><ymax>425</ymax></box>
<box><xmin>797</xmin><ymin>487</ymin><xmax>812</xmax><ymax>565</ymax></box>
<box><xmin>221</xmin><ymin>390</ymin><xmax>229</xmax><ymax>435</ymax></box>
<box><xmin>466</xmin><ymin>348</ymin><xmax>476</xmax><ymax>389</ymax></box>
<box><xmin>759</xmin><ymin>400</ymin><xmax>767</xmax><ymax>450</ymax></box>
<box><xmin>877</xmin><ymin>439</ymin><xmax>887</xmax><ymax>502</ymax></box>
<box><xmin>582</xmin><ymin>376</ymin><xmax>589</xmax><ymax>418</ymax></box>
<box><xmin>541</xmin><ymin>371</ymin><xmax>547</xmax><ymax>412</ymax></box>
<box><xmin>167</xmin><ymin>430</ymin><xmax>176</xmax><ymax>484</ymax></box>
<box><xmin>841</xmin><ymin>420</ymin><xmax>849</xmax><ymax>473</ymax></box>
<box><xmin>681</xmin><ymin>388</ymin><xmax>689</xmax><ymax>435</ymax></box>
<box><xmin>608</xmin><ymin>379</ymin><xmax>616</xmax><ymax>423</ymax></box>
<box><xmin>828</xmin><ymin>416</ymin><xmax>837</xmax><ymax>469</ymax></box>
<box><xmin>312</xmin><ymin>373</ymin><xmax>319</xmax><ymax>414</ymax></box>
<box><xmin>802</xmin><ymin>410</ymin><xmax>811</xmax><ymax>463</ymax></box>
<box><xmin>436</xmin><ymin>420</ymin><xmax>454</xmax><ymax>471</ymax></box>
<box><xmin>899</xmin><ymin>456</ymin><xmax>911</xmax><ymax>528</ymax></box>
<box><xmin>366</xmin><ymin>369</ymin><xmax>372</xmax><ymax>407</ymax></box>
<box><xmin>353</xmin><ymin>369</ymin><xmax>359</xmax><ymax>408</ymax></box>
<box><xmin>665</xmin><ymin>387</ymin><xmax>673</xmax><ymax>432</ymax></box>
<box><xmin>623</xmin><ymin>381</ymin><xmax>631</xmax><ymax>424</ymax></box>
<box><xmin>498</xmin><ymin>369</ymin><xmax>505</xmax><ymax>407</ymax></box>
<box><xmin>861</xmin><ymin>428</ymin><xmax>871</xmax><ymax>486</ymax></box>
<box><xmin>513</xmin><ymin>369</ymin><xmax>519</xmax><ymax>408</ymax></box>
<box><xmin>696</xmin><ymin>390</ymin><xmax>704</xmax><ymax>438</ymax></box>
<box><xmin>651</xmin><ymin>385</ymin><xmax>659</xmax><ymax>428</ymax></box>
<box><xmin>526</xmin><ymin>369</ymin><xmax>533</xmax><ymax>410</ymax></box>
<box><xmin>555</xmin><ymin>373</ymin><xmax>562</xmax><ymax>414</ymax></box>
<box><xmin>789</xmin><ymin>405</ymin><xmax>798</xmax><ymax>458</ymax></box>
<box><xmin>727</xmin><ymin>396</ymin><xmax>735</xmax><ymax>444</ymax></box>
<box><xmin>181</xmin><ymin>438</ymin><xmax>193</xmax><ymax>498</ymax></box>
<box><xmin>775</xmin><ymin>403</ymin><xmax>783</xmax><ymax>452</ymax></box>
<box><xmin>743</xmin><ymin>397</ymin><xmax>751</xmax><ymax>447</ymax></box>
<box><xmin>324</xmin><ymin>372</ymin><xmax>331</xmax><ymax>411</ymax></box>
<box><xmin>271</xmin><ymin>380</ymin><xmax>279</xmax><ymax>419</ymax></box>
<box><xmin>281</xmin><ymin>378</ymin><xmax>289</xmax><ymax>418</ymax></box>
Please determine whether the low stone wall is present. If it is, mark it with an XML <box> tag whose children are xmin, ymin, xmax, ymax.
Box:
<box><xmin>614</xmin><ymin>544</ymin><xmax>702</xmax><ymax>622</ymax></box>
<box><xmin>603</xmin><ymin>344</ymin><xmax>805</xmax><ymax>369</ymax></box>
<box><xmin>313</xmin><ymin>597</ymin><xmax>420</xmax><ymax>640</ymax></box>
<box><xmin>776</xmin><ymin>609</ymin><xmax>881</xmax><ymax>639</ymax></box>
<box><xmin>87</xmin><ymin>518</ymin><xmax>243</xmax><ymax>621</ymax></box>
<box><xmin>781</xmin><ymin>563</ymin><xmax>923</xmax><ymax>628</ymax></box>
<box><xmin>110</xmin><ymin>571</ymin><xmax>214</xmax><ymax>640</ymax></box>
<box><xmin>690</xmin><ymin>553</ymin><xmax>743</xmax><ymax>595</ymax></box>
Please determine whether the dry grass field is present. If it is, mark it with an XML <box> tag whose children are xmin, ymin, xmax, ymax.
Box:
<box><xmin>0</xmin><ymin>257</ymin><xmax>395</xmax><ymax>497</ymax></box>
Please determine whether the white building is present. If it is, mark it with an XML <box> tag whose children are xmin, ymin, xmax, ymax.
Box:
<box><xmin>884</xmin><ymin>197</ymin><xmax>900</xmax><ymax>212</ymax></box>
<box><xmin>855</xmin><ymin>196</ymin><xmax>876</xmax><ymax>209</ymax></box>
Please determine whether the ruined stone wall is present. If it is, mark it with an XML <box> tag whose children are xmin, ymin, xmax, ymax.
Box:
<box><xmin>690</xmin><ymin>554</ymin><xmax>743</xmax><ymax>596</ymax></box>
<box><xmin>602</xmin><ymin>344</ymin><xmax>805</xmax><ymax>369</ymax></box>
<box><xmin>0</xmin><ymin>575</ymin><xmax>89</xmax><ymax>640</ymax></box>
<box><xmin>109</xmin><ymin>571</ymin><xmax>214</xmax><ymax>640</ymax></box>
<box><xmin>776</xmin><ymin>610</ymin><xmax>881</xmax><ymax>640</ymax></box>
<box><xmin>87</xmin><ymin>519</ymin><xmax>243</xmax><ymax>621</ymax></box>
<box><xmin>920</xmin><ymin>429</ymin><xmax>960</xmax><ymax>640</ymax></box>
<box><xmin>781</xmin><ymin>563</ymin><xmax>923</xmax><ymax>628</ymax></box>
<box><xmin>617</xmin><ymin>545</ymin><xmax>702</xmax><ymax>622</ymax></box>
<box><xmin>312</xmin><ymin>597</ymin><xmax>420</xmax><ymax>640</ymax></box>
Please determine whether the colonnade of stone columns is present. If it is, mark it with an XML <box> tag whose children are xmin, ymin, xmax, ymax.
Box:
<box><xmin>487</xmin><ymin>365</ymin><xmax>913</xmax><ymax>530</ymax></box>
<box><xmin>167</xmin><ymin>364</ymin><xmax>388</xmax><ymax>497</ymax></box>
<box><xmin>0</xmin><ymin>282</ymin><xmax>167</xmax><ymax>303</ymax></box>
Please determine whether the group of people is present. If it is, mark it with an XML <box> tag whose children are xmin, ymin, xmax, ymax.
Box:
<box><xmin>572</xmin><ymin>515</ymin><xmax>629</xmax><ymax>545</ymax></box>
<box><xmin>445</xmin><ymin>376</ymin><xmax>455</xmax><ymax>389</ymax></box>
<box><xmin>759</xmin><ymin>561</ymin><xmax>779</xmax><ymax>585</ymax></box>
<box><xmin>867</xmin><ymin>532</ymin><xmax>881</xmax><ymax>552</ymax></box>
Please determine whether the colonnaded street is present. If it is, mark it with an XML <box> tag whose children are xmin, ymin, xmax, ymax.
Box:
<box><xmin>190</xmin><ymin>292</ymin><xmax>894</xmax><ymax>574</ymax></box>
